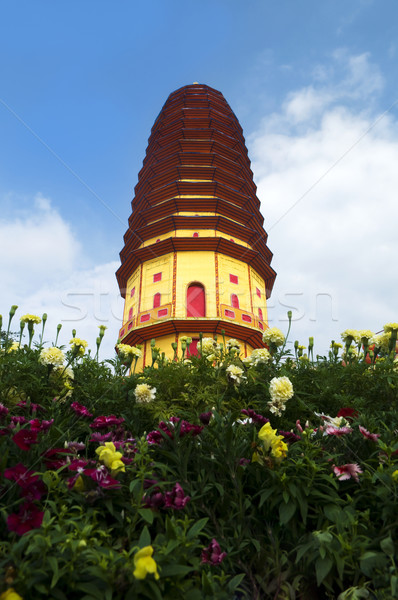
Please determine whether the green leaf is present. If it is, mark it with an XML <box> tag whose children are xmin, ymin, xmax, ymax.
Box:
<box><xmin>227</xmin><ymin>573</ymin><xmax>246</xmax><ymax>592</ymax></box>
<box><xmin>380</xmin><ymin>535</ymin><xmax>395</xmax><ymax>557</ymax></box>
<box><xmin>160</xmin><ymin>564</ymin><xmax>195</xmax><ymax>577</ymax></box>
<box><xmin>315</xmin><ymin>556</ymin><xmax>333</xmax><ymax>586</ymax></box>
<box><xmin>187</xmin><ymin>517</ymin><xmax>208</xmax><ymax>540</ymax></box>
<box><xmin>279</xmin><ymin>500</ymin><xmax>296</xmax><ymax>524</ymax></box>
<box><xmin>48</xmin><ymin>556</ymin><xmax>59</xmax><ymax>588</ymax></box>
<box><xmin>138</xmin><ymin>508</ymin><xmax>154</xmax><ymax>525</ymax></box>
<box><xmin>251</xmin><ymin>538</ymin><xmax>261</xmax><ymax>552</ymax></box>
<box><xmin>76</xmin><ymin>583</ymin><xmax>104</xmax><ymax>599</ymax></box>
<box><xmin>360</xmin><ymin>551</ymin><xmax>386</xmax><ymax>577</ymax></box>
<box><xmin>138</xmin><ymin>525</ymin><xmax>151</xmax><ymax>548</ymax></box>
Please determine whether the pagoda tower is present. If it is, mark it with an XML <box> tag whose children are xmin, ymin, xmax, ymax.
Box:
<box><xmin>116</xmin><ymin>83</ymin><xmax>276</xmax><ymax>368</ymax></box>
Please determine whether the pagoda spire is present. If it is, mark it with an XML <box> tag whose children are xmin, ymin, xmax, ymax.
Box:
<box><xmin>116</xmin><ymin>83</ymin><xmax>276</xmax><ymax>366</ymax></box>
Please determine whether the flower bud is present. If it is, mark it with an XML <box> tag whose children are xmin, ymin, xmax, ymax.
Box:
<box><xmin>42</xmin><ymin>313</ymin><xmax>48</xmax><ymax>324</ymax></box>
<box><xmin>9</xmin><ymin>305</ymin><xmax>18</xmax><ymax>318</ymax></box>
<box><xmin>150</xmin><ymin>338</ymin><xmax>156</xmax><ymax>348</ymax></box>
<box><xmin>287</xmin><ymin>310</ymin><xmax>292</xmax><ymax>321</ymax></box>
<box><xmin>72</xmin><ymin>329</ymin><xmax>76</xmax><ymax>338</ymax></box>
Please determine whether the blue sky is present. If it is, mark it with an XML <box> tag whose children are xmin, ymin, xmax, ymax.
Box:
<box><xmin>1</xmin><ymin>0</ymin><xmax>397</xmax><ymax>357</ymax></box>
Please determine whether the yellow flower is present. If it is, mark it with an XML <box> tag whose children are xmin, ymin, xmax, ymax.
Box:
<box><xmin>20</xmin><ymin>314</ymin><xmax>41</xmax><ymax>325</ymax></box>
<box><xmin>73</xmin><ymin>475</ymin><xmax>85</xmax><ymax>491</ymax></box>
<box><xmin>359</xmin><ymin>330</ymin><xmax>374</xmax><ymax>341</ymax></box>
<box><xmin>134</xmin><ymin>383</ymin><xmax>156</xmax><ymax>403</ymax></box>
<box><xmin>96</xmin><ymin>442</ymin><xmax>125</xmax><ymax>473</ymax></box>
<box><xmin>258</xmin><ymin>422</ymin><xmax>278</xmax><ymax>450</ymax></box>
<box><xmin>262</xmin><ymin>327</ymin><xmax>285</xmax><ymax>347</ymax></box>
<box><xmin>392</xmin><ymin>470</ymin><xmax>398</xmax><ymax>483</ymax></box>
<box><xmin>341</xmin><ymin>329</ymin><xmax>360</xmax><ymax>344</ymax></box>
<box><xmin>133</xmin><ymin>546</ymin><xmax>160</xmax><ymax>580</ymax></box>
<box><xmin>117</xmin><ymin>343</ymin><xmax>142</xmax><ymax>360</ymax></box>
<box><xmin>7</xmin><ymin>342</ymin><xmax>20</xmax><ymax>353</ymax></box>
<box><xmin>69</xmin><ymin>337</ymin><xmax>88</xmax><ymax>357</ymax></box>
<box><xmin>0</xmin><ymin>589</ymin><xmax>23</xmax><ymax>600</ymax></box>
<box><xmin>271</xmin><ymin>438</ymin><xmax>288</xmax><ymax>462</ymax></box>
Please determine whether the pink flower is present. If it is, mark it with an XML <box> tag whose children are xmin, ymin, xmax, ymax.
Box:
<box><xmin>358</xmin><ymin>426</ymin><xmax>380</xmax><ymax>442</ymax></box>
<box><xmin>325</xmin><ymin>426</ymin><xmax>353</xmax><ymax>437</ymax></box>
<box><xmin>70</xmin><ymin>402</ymin><xmax>93</xmax><ymax>418</ymax></box>
<box><xmin>11</xmin><ymin>416</ymin><xmax>27</xmax><ymax>426</ymax></box>
<box><xmin>89</xmin><ymin>432</ymin><xmax>112</xmax><ymax>442</ymax></box>
<box><xmin>29</xmin><ymin>418</ymin><xmax>53</xmax><ymax>432</ymax></box>
<box><xmin>7</xmin><ymin>502</ymin><xmax>44</xmax><ymax>535</ymax></box>
<box><xmin>12</xmin><ymin>430</ymin><xmax>38</xmax><ymax>451</ymax></box>
<box><xmin>3</xmin><ymin>463</ymin><xmax>46</xmax><ymax>499</ymax></box>
<box><xmin>164</xmin><ymin>482</ymin><xmax>190</xmax><ymax>510</ymax></box>
<box><xmin>333</xmin><ymin>463</ymin><xmax>363</xmax><ymax>482</ymax></box>
<box><xmin>201</xmin><ymin>539</ymin><xmax>227</xmax><ymax>565</ymax></box>
<box><xmin>90</xmin><ymin>415</ymin><xmax>124</xmax><ymax>429</ymax></box>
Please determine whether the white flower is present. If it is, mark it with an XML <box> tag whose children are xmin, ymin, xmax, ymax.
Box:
<box><xmin>250</xmin><ymin>348</ymin><xmax>271</xmax><ymax>365</ymax></box>
<box><xmin>341</xmin><ymin>329</ymin><xmax>361</xmax><ymax>344</ymax></box>
<box><xmin>201</xmin><ymin>337</ymin><xmax>220</xmax><ymax>356</ymax></box>
<box><xmin>134</xmin><ymin>383</ymin><xmax>156</xmax><ymax>403</ymax></box>
<box><xmin>226</xmin><ymin>338</ymin><xmax>241</xmax><ymax>352</ymax></box>
<box><xmin>269</xmin><ymin>376</ymin><xmax>294</xmax><ymax>402</ymax></box>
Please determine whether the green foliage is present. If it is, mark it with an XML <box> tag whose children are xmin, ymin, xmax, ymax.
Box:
<box><xmin>0</xmin><ymin>311</ymin><xmax>398</xmax><ymax>598</ymax></box>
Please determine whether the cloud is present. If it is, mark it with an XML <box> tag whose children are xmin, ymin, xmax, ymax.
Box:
<box><xmin>249</xmin><ymin>51</ymin><xmax>398</xmax><ymax>355</ymax></box>
<box><xmin>1</xmin><ymin>196</ymin><xmax>122</xmax><ymax>359</ymax></box>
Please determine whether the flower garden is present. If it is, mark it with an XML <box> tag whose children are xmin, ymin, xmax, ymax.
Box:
<box><xmin>0</xmin><ymin>307</ymin><xmax>398</xmax><ymax>599</ymax></box>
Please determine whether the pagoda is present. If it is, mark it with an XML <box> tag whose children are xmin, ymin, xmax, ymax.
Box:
<box><xmin>116</xmin><ymin>83</ymin><xmax>276</xmax><ymax>368</ymax></box>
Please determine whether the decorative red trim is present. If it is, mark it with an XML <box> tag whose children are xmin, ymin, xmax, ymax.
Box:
<box><xmin>215</xmin><ymin>252</ymin><xmax>220</xmax><ymax>317</ymax></box>
<box><xmin>172</xmin><ymin>252</ymin><xmax>177</xmax><ymax>317</ymax></box>
<box><xmin>247</xmin><ymin>265</ymin><xmax>254</xmax><ymax>313</ymax></box>
<box><xmin>138</xmin><ymin>264</ymin><xmax>144</xmax><ymax>314</ymax></box>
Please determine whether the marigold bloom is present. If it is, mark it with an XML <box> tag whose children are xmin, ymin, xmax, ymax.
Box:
<box><xmin>133</xmin><ymin>546</ymin><xmax>160</xmax><ymax>580</ymax></box>
<box><xmin>134</xmin><ymin>383</ymin><xmax>156</xmax><ymax>403</ymax></box>
<box><xmin>7</xmin><ymin>341</ymin><xmax>20</xmax><ymax>353</ymax></box>
<box><xmin>269</xmin><ymin>376</ymin><xmax>294</xmax><ymax>402</ymax></box>
<box><xmin>201</xmin><ymin>337</ymin><xmax>220</xmax><ymax>356</ymax></box>
<box><xmin>262</xmin><ymin>327</ymin><xmax>285</xmax><ymax>347</ymax></box>
<box><xmin>226</xmin><ymin>364</ymin><xmax>245</xmax><ymax>384</ymax></box>
<box><xmin>69</xmin><ymin>337</ymin><xmax>88</xmax><ymax>356</ymax></box>
<box><xmin>341</xmin><ymin>329</ymin><xmax>361</xmax><ymax>344</ymax></box>
<box><xmin>39</xmin><ymin>346</ymin><xmax>65</xmax><ymax>367</ymax></box>
<box><xmin>383</xmin><ymin>322</ymin><xmax>398</xmax><ymax>333</ymax></box>
<box><xmin>226</xmin><ymin>338</ymin><xmax>241</xmax><ymax>352</ymax></box>
<box><xmin>20</xmin><ymin>314</ymin><xmax>41</xmax><ymax>325</ymax></box>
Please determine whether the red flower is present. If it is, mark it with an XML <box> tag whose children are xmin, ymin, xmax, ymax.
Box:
<box><xmin>164</xmin><ymin>483</ymin><xmax>190</xmax><ymax>510</ymax></box>
<box><xmin>12</xmin><ymin>430</ymin><xmax>38</xmax><ymax>451</ymax></box>
<box><xmin>29</xmin><ymin>418</ymin><xmax>54</xmax><ymax>432</ymax></box>
<box><xmin>90</xmin><ymin>415</ymin><xmax>125</xmax><ymax>429</ymax></box>
<box><xmin>201</xmin><ymin>539</ymin><xmax>227</xmax><ymax>565</ymax></box>
<box><xmin>358</xmin><ymin>425</ymin><xmax>380</xmax><ymax>442</ymax></box>
<box><xmin>89</xmin><ymin>432</ymin><xmax>112</xmax><ymax>442</ymax></box>
<box><xmin>43</xmin><ymin>448</ymin><xmax>71</xmax><ymax>469</ymax></box>
<box><xmin>11</xmin><ymin>416</ymin><xmax>27</xmax><ymax>426</ymax></box>
<box><xmin>337</xmin><ymin>407</ymin><xmax>358</xmax><ymax>420</ymax></box>
<box><xmin>7</xmin><ymin>501</ymin><xmax>44</xmax><ymax>535</ymax></box>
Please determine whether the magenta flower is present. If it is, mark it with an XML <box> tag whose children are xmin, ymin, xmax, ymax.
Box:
<box><xmin>358</xmin><ymin>426</ymin><xmax>380</xmax><ymax>442</ymax></box>
<box><xmin>12</xmin><ymin>429</ymin><xmax>38</xmax><ymax>451</ymax></box>
<box><xmin>89</xmin><ymin>431</ymin><xmax>113</xmax><ymax>442</ymax></box>
<box><xmin>65</xmin><ymin>441</ymin><xmax>86</xmax><ymax>451</ymax></box>
<box><xmin>29</xmin><ymin>418</ymin><xmax>53</xmax><ymax>432</ymax></box>
<box><xmin>333</xmin><ymin>463</ymin><xmax>363</xmax><ymax>482</ymax></box>
<box><xmin>325</xmin><ymin>426</ymin><xmax>353</xmax><ymax>437</ymax></box>
<box><xmin>84</xmin><ymin>466</ymin><xmax>121</xmax><ymax>489</ymax></box>
<box><xmin>201</xmin><ymin>539</ymin><xmax>227</xmax><ymax>565</ymax></box>
<box><xmin>199</xmin><ymin>411</ymin><xmax>212</xmax><ymax>425</ymax></box>
<box><xmin>70</xmin><ymin>402</ymin><xmax>93</xmax><ymax>418</ymax></box>
<box><xmin>11</xmin><ymin>416</ymin><xmax>27</xmax><ymax>426</ymax></box>
<box><xmin>279</xmin><ymin>431</ymin><xmax>301</xmax><ymax>443</ymax></box>
<box><xmin>90</xmin><ymin>415</ymin><xmax>125</xmax><ymax>429</ymax></box>
<box><xmin>7</xmin><ymin>501</ymin><xmax>44</xmax><ymax>535</ymax></box>
<box><xmin>4</xmin><ymin>463</ymin><xmax>46</xmax><ymax>500</ymax></box>
<box><xmin>0</xmin><ymin>403</ymin><xmax>9</xmax><ymax>418</ymax></box>
<box><xmin>43</xmin><ymin>448</ymin><xmax>71</xmax><ymax>469</ymax></box>
<box><xmin>164</xmin><ymin>482</ymin><xmax>190</xmax><ymax>510</ymax></box>
<box><xmin>337</xmin><ymin>407</ymin><xmax>358</xmax><ymax>420</ymax></box>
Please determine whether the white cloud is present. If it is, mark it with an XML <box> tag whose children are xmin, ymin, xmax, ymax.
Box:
<box><xmin>1</xmin><ymin>196</ymin><xmax>123</xmax><ymax>359</ymax></box>
<box><xmin>249</xmin><ymin>52</ymin><xmax>398</xmax><ymax>356</ymax></box>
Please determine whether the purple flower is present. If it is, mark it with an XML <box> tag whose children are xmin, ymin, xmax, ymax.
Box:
<box><xmin>279</xmin><ymin>431</ymin><xmax>301</xmax><ymax>443</ymax></box>
<box><xmin>241</xmin><ymin>409</ymin><xmax>269</xmax><ymax>425</ymax></box>
<box><xmin>11</xmin><ymin>416</ymin><xmax>27</xmax><ymax>426</ymax></box>
<box><xmin>7</xmin><ymin>501</ymin><xmax>44</xmax><ymax>535</ymax></box>
<box><xmin>89</xmin><ymin>431</ymin><xmax>112</xmax><ymax>442</ymax></box>
<box><xmin>65</xmin><ymin>441</ymin><xmax>86</xmax><ymax>451</ymax></box>
<box><xmin>201</xmin><ymin>539</ymin><xmax>227</xmax><ymax>565</ymax></box>
<box><xmin>164</xmin><ymin>482</ymin><xmax>190</xmax><ymax>510</ymax></box>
